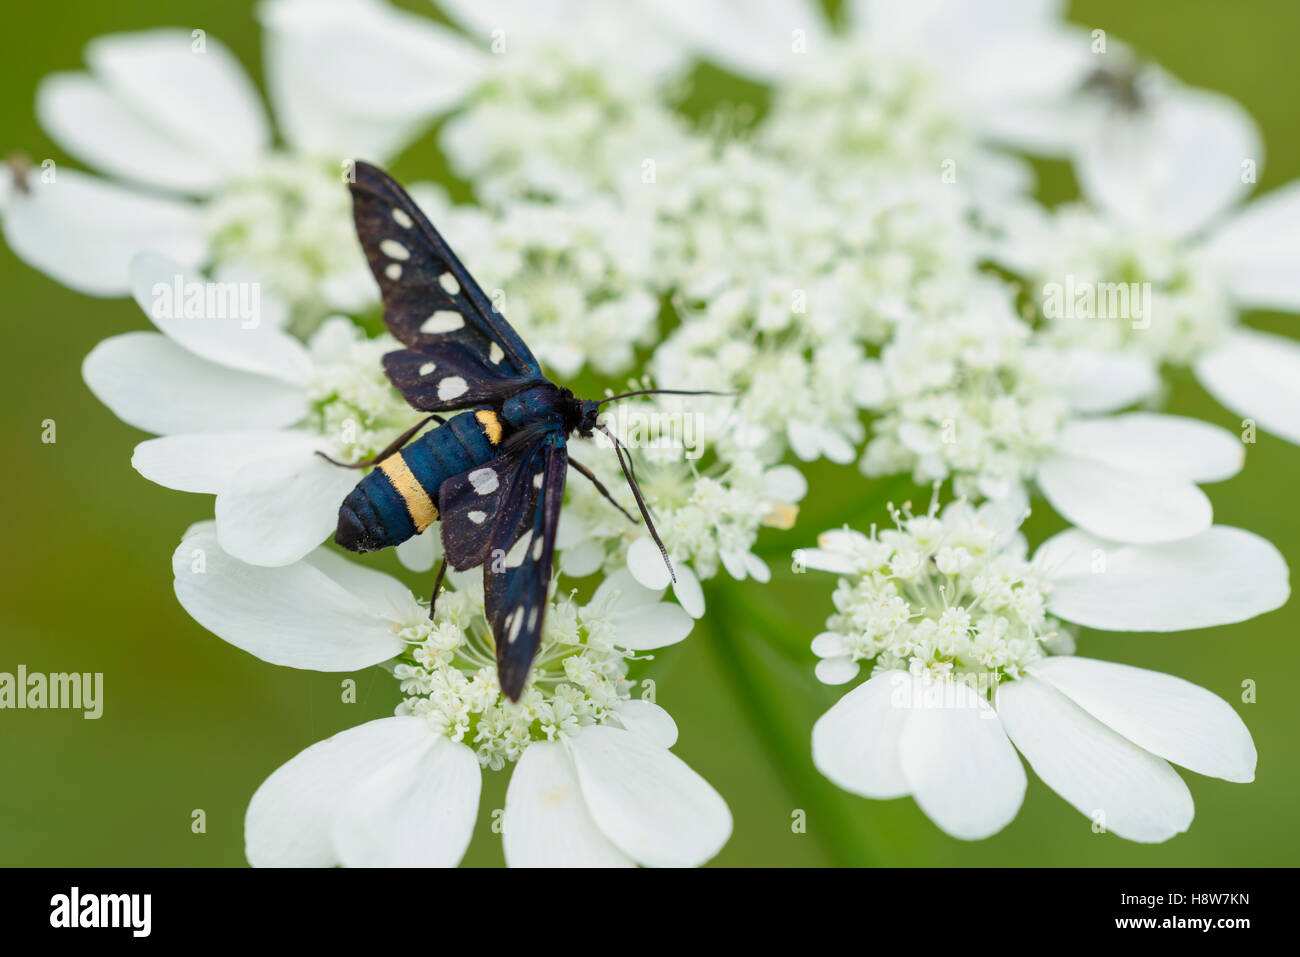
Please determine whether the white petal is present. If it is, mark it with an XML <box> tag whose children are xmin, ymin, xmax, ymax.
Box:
<box><xmin>819</xmin><ymin>430</ymin><xmax>858</xmax><ymax>465</ymax></box>
<box><xmin>626</xmin><ymin>536</ymin><xmax>673</xmax><ymax>590</ymax></box>
<box><xmin>814</xmin><ymin>656</ymin><xmax>861</xmax><ymax>685</ymax></box>
<box><xmin>570</xmin><ymin>725</ymin><xmax>731</xmax><ymax>867</ymax></box>
<box><xmin>670</xmin><ymin>563</ymin><xmax>706</xmax><ymax>619</ymax></box>
<box><xmin>1037</xmin><ymin>525</ymin><xmax>1289</xmax><ymax>632</ymax></box>
<box><xmin>333</xmin><ymin>736</ymin><xmax>480</xmax><ymax>867</ymax></box>
<box><xmin>395</xmin><ymin>529</ymin><xmax>439</xmax><ymax>573</ymax></box>
<box><xmin>591</xmin><ymin>566</ymin><xmax>663</xmax><ymax>609</ymax></box>
<box><xmin>303</xmin><ymin>547</ymin><xmax>413</xmax><ymax>616</ymax></box>
<box><xmin>810</xmin><ymin>631</ymin><xmax>847</xmax><ymax>658</ymax></box>
<box><xmin>1195</xmin><ymin>329</ymin><xmax>1300</xmax><ymax>445</ymax></box>
<box><xmin>793</xmin><ymin>547</ymin><xmax>856</xmax><ymax>575</ymax></box>
<box><xmin>245</xmin><ymin>716</ymin><xmax>435</xmax><ymax>866</ymax></box>
<box><xmin>811</xmin><ymin>670</ymin><xmax>910</xmax><ymax>798</ymax></box>
<box><xmin>503</xmin><ymin>742</ymin><xmax>634</xmax><ymax>868</ymax></box>
<box><xmin>610</xmin><ymin>602</ymin><xmax>694</xmax><ymax>652</ymax></box>
<box><xmin>132</xmin><ymin>430</ymin><xmax>318</xmax><ymax>493</ymax></box>
<box><xmin>1202</xmin><ymin>181</ymin><xmax>1300</xmax><ymax>311</ymax></box>
<box><xmin>996</xmin><ymin>676</ymin><xmax>1194</xmax><ymax>843</ymax></box>
<box><xmin>130</xmin><ymin>252</ymin><xmax>312</xmax><ymax>384</ymax></box>
<box><xmin>1036</xmin><ymin>453</ymin><xmax>1211</xmax><ymax>543</ymax></box>
<box><xmin>172</xmin><ymin>524</ymin><xmax>402</xmax><ymax>670</ymax></box>
<box><xmin>37</xmin><ymin>71</ymin><xmax>229</xmax><ymax>193</ymax></box>
<box><xmin>897</xmin><ymin>679</ymin><xmax>1026</xmax><ymax>840</ymax></box>
<box><xmin>719</xmin><ymin>548</ymin><xmax>749</xmax><ymax>580</ymax></box>
<box><xmin>1030</xmin><ymin>657</ymin><xmax>1256</xmax><ymax>782</ymax></box>
<box><xmin>649</xmin><ymin>0</ymin><xmax>829</xmax><ymax>81</ymax></box>
<box><xmin>1075</xmin><ymin>85</ymin><xmax>1262</xmax><ymax>238</ymax></box>
<box><xmin>1055</xmin><ymin>413</ymin><xmax>1243</xmax><ymax>483</ymax></box>
<box><xmin>559</xmin><ymin>539</ymin><xmax>605</xmax><ymax>578</ymax></box>
<box><xmin>216</xmin><ymin>452</ymin><xmax>359</xmax><ymax>566</ymax></box>
<box><xmin>83</xmin><ymin>333</ymin><xmax>306</xmax><ymax>435</ymax></box>
<box><xmin>786</xmin><ymin>420</ymin><xmax>821</xmax><ymax>461</ymax></box>
<box><xmin>260</xmin><ymin>0</ymin><xmax>485</xmax><ymax>159</ymax></box>
<box><xmin>1060</xmin><ymin>349</ymin><xmax>1159</xmax><ymax>415</ymax></box>
<box><xmin>763</xmin><ymin>464</ymin><xmax>808</xmax><ymax>502</ymax></box>
<box><xmin>743</xmin><ymin>552</ymin><xmax>771</xmax><ymax>583</ymax></box>
<box><xmin>2</xmin><ymin>169</ymin><xmax>205</xmax><ymax>297</ymax></box>
<box><xmin>86</xmin><ymin>29</ymin><xmax>269</xmax><ymax>170</ymax></box>
<box><xmin>613</xmin><ymin>700</ymin><xmax>679</xmax><ymax>749</ymax></box>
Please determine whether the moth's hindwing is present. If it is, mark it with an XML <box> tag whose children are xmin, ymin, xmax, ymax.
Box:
<box><xmin>484</xmin><ymin>433</ymin><xmax>567</xmax><ymax>700</ymax></box>
<box><xmin>437</xmin><ymin>438</ymin><xmax>546</xmax><ymax>573</ymax></box>
<box><xmin>382</xmin><ymin>341</ymin><xmax>532</xmax><ymax>413</ymax></box>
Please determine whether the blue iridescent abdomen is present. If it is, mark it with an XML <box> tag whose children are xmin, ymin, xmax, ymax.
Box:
<box><xmin>334</xmin><ymin>408</ymin><xmax>504</xmax><ymax>552</ymax></box>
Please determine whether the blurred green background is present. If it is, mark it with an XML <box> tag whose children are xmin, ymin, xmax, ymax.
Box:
<box><xmin>2</xmin><ymin>0</ymin><xmax>1298</xmax><ymax>866</ymax></box>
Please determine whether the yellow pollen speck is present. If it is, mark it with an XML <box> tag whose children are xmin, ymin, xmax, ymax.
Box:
<box><xmin>762</xmin><ymin>502</ymin><xmax>800</xmax><ymax>530</ymax></box>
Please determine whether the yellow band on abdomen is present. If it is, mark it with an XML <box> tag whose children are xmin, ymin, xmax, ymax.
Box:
<box><xmin>378</xmin><ymin>454</ymin><xmax>440</xmax><ymax>531</ymax></box>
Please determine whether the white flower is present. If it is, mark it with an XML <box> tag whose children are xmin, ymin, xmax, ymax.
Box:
<box><xmin>997</xmin><ymin>73</ymin><xmax>1300</xmax><ymax>443</ymax></box>
<box><xmin>172</xmin><ymin>522</ymin><xmax>729</xmax><ymax>867</ymax></box>
<box><xmin>859</xmin><ymin>280</ymin><xmax>1246</xmax><ymax>543</ymax></box>
<box><xmin>1</xmin><ymin>24</ymin><xmax>448</xmax><ymax>321</ymax></box>
<box><xmin>654</xmin><ymin>0</ymin><xmax>1092</xmax><ymax>164</ymax></box>
<box><xmin>264</xmin><ymin>0</ymin><xmax>693</xmax><ymax>205</ymax></box>
<box><xmin>83</xmin><ymin>254</ymin><xmax>419</xmax><ymax>567</ymax></box>
<box><xmin>799</xmin><ymin>499</ymin><xmax>1286</xmax><ymax>841</ymax></box>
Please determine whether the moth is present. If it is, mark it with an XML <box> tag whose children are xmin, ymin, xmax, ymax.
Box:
<box><xmin>329</xmin><ymin>162</ymin><xmax>718</xmax><ymax>701</ymax></box>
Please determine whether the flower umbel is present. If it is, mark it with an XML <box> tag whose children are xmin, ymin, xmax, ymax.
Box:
<box><xmin>391</xmin><ymin>576</ymin><xmax>637</xmax><ymax>771</ymax></box>
<box><xmin>802</xmin><ymin>497</ymin><xmax>1070</xmax><ymax>687</ymax></box>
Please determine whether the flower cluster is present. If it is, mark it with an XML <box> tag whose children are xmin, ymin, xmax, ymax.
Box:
<box><xmin>804</xmin><ymin>499</ymin><xmax>1071</xmax><ymax>686</ymax></box>
<box><xmin>390</xmin><ymin>577</ymin><xmax>636</xmax><ymax>770</ymax></box>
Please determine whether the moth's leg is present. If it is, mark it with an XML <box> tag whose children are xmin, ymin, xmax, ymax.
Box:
<box><xmin>316</xmin><ymin>414</ymin><xmax>446</xmax><ymax>469</ymax></box>
<box><xmin>569</xmin><ymin>455</ymin><xmax>637</xmax><ymax>524</ymax></box>
<box><xmin>427</xmin><ymin>559</ymin><xmax>448</xmax><ymax>621</ymax></box>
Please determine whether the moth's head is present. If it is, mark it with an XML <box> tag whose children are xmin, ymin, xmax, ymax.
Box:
<box><xmin>576</xmin><ymin>398</ymin><xmax>601</xmax><ymax>437</ymax></box>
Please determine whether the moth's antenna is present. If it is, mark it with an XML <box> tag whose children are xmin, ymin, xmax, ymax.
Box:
<box><xmin>598</xmin><ymin>424</ymin><xmax>675</xmax><ymax>582</ymax></box>
<box><xmin>598</xmin><ymin>388</ymin><xmax>734</xmax><ymax>407</ymax></box>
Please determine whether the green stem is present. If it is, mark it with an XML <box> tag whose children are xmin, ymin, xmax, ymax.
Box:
<box><xmin>706</xmin><ymin>585</ymin><xmax>880</xmax><ymax>867</ymax></box>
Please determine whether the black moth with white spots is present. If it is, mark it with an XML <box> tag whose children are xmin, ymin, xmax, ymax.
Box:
<box><xmin>332</xmin><ymin>162</ymin><xmax>715</xmax><ymax>701</ymax></box>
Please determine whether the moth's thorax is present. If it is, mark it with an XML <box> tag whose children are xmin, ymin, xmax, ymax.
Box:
<box><xmin>500</xmin><ymin>383</ymin><xmax>595</xmax><ymax>436</ymax></box>
<box><xmin>499</xmin><ymin>383</ymin><xmax>563</xmax><ymax>430</ymax></box>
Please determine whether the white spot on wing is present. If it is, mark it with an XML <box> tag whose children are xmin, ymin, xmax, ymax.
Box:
<box><xmin>438</xmin><ymin>273</ymin><xmax>460</xmax><ymax>295</ymax></box>
<box><xmin>489</xmin><ymin>342</ymin><xmax>504</xmax><ymax>364</ymax></box>
<box><xmin>469</xmin><ymin>468</ymin><xmax>499</xmax><ymax>495</ymax></box>
<box><xmin>419</xmin><ymin>362</ymin><xmax>437</xmax><ymax>376</ymax></box>
<box><xmin>532</xmin><ymin>536</ymin><xmax>544</xmax><ymax>561</ymax></box>
<box><xmin>380</xmin><ymin>239</ymin><xmax>410</xmax><ymax>261</ymax></box>
<box><xmin>505</xmin><ymin>530</ymin><xmax>532</xmax><ymax>568</ymax></box>
<box><xmin>421</xmin><ymin>310</ymin><xmax>465</xmax><ymax>334</ymax></box>
<box><xmin>391</xmin><ymin>208</ymin><xmax>413</xmax><ymax>229</ymax></box>
<box><xmin>468</xmin><ymin>510</ymin><xmax>487</xmax><ymax>524</ymax></box>
<box><xmin>507</xmin><ymin>608</ymin><xmax>524</xmax><ymax>644</ymax></box>
<box><xmin>438</xmin><ymin>376</ymin><xmax>468</xmax><ymax>400</ymax></box>
<box><xmin>532</xmin><ymin>471</ymin><xmax>543</xmax><ymax>489</ymax></box>
<box><xmin>385</xmin><ymin>263</ymin><xmax>402</xmax><ymax>280</ymax></box>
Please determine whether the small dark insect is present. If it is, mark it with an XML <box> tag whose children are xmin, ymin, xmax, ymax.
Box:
<box><xmin>328</xmin><ymin>162</ymin><xmax>723</xmax><ymax>701</ymax></box>
<box><xmin>7</xmin><ymin>153</ymin><xmax>32</xmax><ymax>195</ymax></box>
<box><xmin>1080</xmin><ymin>63</ymin><xmax>1145</xmax><ymax>113</ymax></box>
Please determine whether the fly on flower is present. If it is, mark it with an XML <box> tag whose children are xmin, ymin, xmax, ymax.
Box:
<box><xmin>328</xmin><ymin>162</ymin><xmax>720</xmax><ymax>701</ymax></box>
